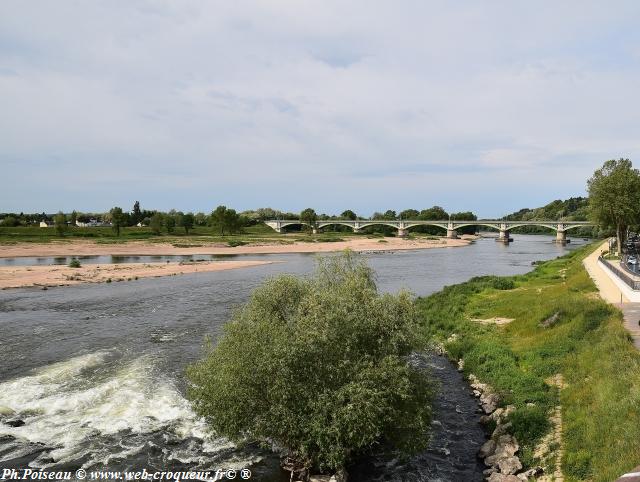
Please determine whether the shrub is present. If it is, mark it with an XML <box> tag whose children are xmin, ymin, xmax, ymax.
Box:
<box><xmin>507</xmin><ymin>405</ymin><xmax>550</xmax><ymax>444</ymax></box>
<box><xmin>227</xmin><ymin>239</ymin><xmax>246</xmax><ymax>247</ymax></box>
<box><xmin>68</xmin><ymin>258</ymin><xmax>81</xmax><ymax>268</ymax></box>
<box><xmin>491</xmin><ymin>277</ymin><xmax>516</xmax><ymax>290</ymax></box>
<box><xmin>187</xmin><ymin>251</ymin><xmax>433</xmax><ymax>474</ymax></box>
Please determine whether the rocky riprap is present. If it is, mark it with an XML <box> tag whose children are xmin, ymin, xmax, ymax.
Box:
<box><xmin>468</xmin><ymin>373</ymin><xmax>543</xmax><ymax>481</ymax></box>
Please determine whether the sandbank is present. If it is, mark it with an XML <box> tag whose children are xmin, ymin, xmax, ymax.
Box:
<box><xmin>0</xmin><ymin>260</ymin><xmax>273</xmax><ymax>289</ymax></box>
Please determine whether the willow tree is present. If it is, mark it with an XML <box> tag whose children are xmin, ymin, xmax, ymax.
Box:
<box><xmin>187</xmin><ymin>251</ymin><xmax>432</xmax><ymax>476</ymax></box>
<box><xmin>587</xmin><ymin>159</ymin><xmax>640</xmax><ymax>254</ymax></box>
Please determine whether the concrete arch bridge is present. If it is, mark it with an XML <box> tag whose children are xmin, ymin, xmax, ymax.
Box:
<box><xmin>264</xmin><ymin>219</ymin><xmax>595</xmax><ymax>243</ymax></box>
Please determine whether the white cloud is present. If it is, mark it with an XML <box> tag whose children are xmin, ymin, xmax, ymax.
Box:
<box><xmin>1</xmin><ymin>0</ymin><xmax>639</xmax><ymax>216</ymax></box>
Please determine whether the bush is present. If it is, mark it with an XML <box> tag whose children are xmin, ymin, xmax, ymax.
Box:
<box><xmin>491</xmin><ymin>277</ymin><xmax>516</xmax><ymax>290</ymax></box>
<box><xmin>507</xmin><ymin>405</ymin><xmax>550</xmax><ymax>444</ymax></box>
<box><xmin>68</xmin><ymin>258</ymin><xmax>81</xmax><ymax>268</ymax></box>
<box><xmin>227</xmin><ymin>239</ymin><xmax>246</xmax><ymax>247</ymax></box>
<box><xmin>187</xmin><ymin>251</ymin><xmax>433</xmax><ymax>473</ymax></box>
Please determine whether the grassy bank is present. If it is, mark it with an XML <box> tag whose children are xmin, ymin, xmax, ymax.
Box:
<box><xmin>416</xmin><ymin>244</ymin><xmax>640</xmax><ymax>481</ymax></box>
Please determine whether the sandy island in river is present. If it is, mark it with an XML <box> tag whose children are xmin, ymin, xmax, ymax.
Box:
<box><xmin>0</xmin><ymin>236</ymin><xmax>474</xmax><ymax>289</ymax></box>
<box><xmin>0</xmin><ymin>260</ymin><xmax>275</xmax><ymax>289</ymax></box>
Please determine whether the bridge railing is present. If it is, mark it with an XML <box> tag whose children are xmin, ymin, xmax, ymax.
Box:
<box><xmin>599</xmin><ymin>255</ymin><xmax>640</xmax><ymax>291</ymax></box>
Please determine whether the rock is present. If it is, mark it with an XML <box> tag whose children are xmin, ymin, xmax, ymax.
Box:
<box><xmin>478</xmin><ymin>438</ymin><xmax>496</xmax><ymax>458</ymax></box>
<box><xmin>479</xmin><ymin>415</ymin><xmax>491</xmax><ymax>424</ymax></box>
<box><xmin>5</xmin><ymin>419</ymin><xmax>25</xmax><ymax>427</ymax></box>
<box><xmin>540</xmin><ymin>311</ymin><xmax>560</xmax><ymax>328</ymax></box>
<box><xmin>518</xmin><ymin>467</ymin><xmax>543</xmax><ymax>480</ymax></box>
<box><xmin>0</xmin><ymin>406</ymin><xmax>15</xmax><ymax>417</ymax></box>
<box><xmin>490</xmin><ymin>407</ymin><xmax>505</xmax><ymax>421</ymax></box>
<box><xmin>481</xmin><ymin>392</ymin><xmax>500</xmax><ymax>414</ymax></box>
<box><xmin>495</xmin><ymin>434</ymin><xmax>519</xmax><ymax>457</ymax></box>
<box><xmin>497</xmin><ymin>456</ymin><xmax>522</xmax><ymax>475</ymax></box>
<box><xmin>457</xmin><ymin>359</ymin><xmax>465</xmax><ymax>371</ymax></box>
<box><xmin>487</xmin><ymin>473</ymin><xmax>521</xmax><ymax>482</ymax></box>
<box><xmin>491</xmin><ymin>422</ymin><xmax>513</xmax><ymax>438</ymax></box>
<box><xmin>309</xmin><ymin>470</ymin><xmax>347</xmax><ymax>482</ymax></box>
<box><xmin>483</xmin><ymin>467</ymin><xmax>497</xmax><ymax>477</ymax></box>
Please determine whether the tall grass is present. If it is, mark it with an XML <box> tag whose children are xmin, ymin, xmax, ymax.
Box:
<box><xmin>416</xmin><ymin>245</ymin><xmax>640</xmax><ymax>481</ymax></box>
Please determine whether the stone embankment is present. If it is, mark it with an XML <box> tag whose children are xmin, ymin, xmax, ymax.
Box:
<box><xmin>466</xmin><ymin>372</ymin><xmax>543</xmax><ymax>481</ymax></box>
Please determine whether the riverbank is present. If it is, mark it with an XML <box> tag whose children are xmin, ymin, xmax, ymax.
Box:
<box><xmin>417</xmin><ymin>243</ymin><xmax>640</xmax><ymax>481</ymax></box>
<box><xmin>0</xmin><ymin>260</ymin><xmax>274</xmax><ymax>289</ymax></box>
<box><xmin>0</xmin><ymin>236</ymin><xmax>473</xmax><ymax>259</ymax></box>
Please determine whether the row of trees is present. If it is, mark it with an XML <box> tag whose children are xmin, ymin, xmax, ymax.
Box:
<box><xmin>1</xmin><ymin>204</ymin><xmax>481</xmax><ymax>236</ymax></box>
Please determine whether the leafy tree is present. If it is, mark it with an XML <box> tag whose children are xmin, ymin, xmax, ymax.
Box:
<box><xmin>340</xmin><ymin>210</ymin><xmax>357</xmax><ymax>220</ymax></box>
<box><xmin>70</xmin><ymin>210</ymin><xmax>78</xmax><ymax>226</ymax></box>
<box><xmin>419</xmin><ymin>206</ymin><xmax>448</xmax><ymax>220</ymax></box>
<box><xmin>149</xmin><ymin>213</ymin><xmax>163</xmax><ymax>235</ymax></box>
<box><xmin>165</xmin><ymin>215</ymin><xmax>176</xmax><ymax>234</ymax></box>
<box><xmin>187</xmin><ymin>252</ymin><xmax>432</xmax><ymax>475</ymax></box>
<box><xmin>132</xmin><ymin>201</ymin><xmax>142</xmax><ymax>224</ymax></box>
<box><xmin>211</xmin><ymin>205</ymin><xmax>241</xmax><ymax>236</ymax></box>
<box><xmin>300</xmin><ymin>208</ymin><xmax>318</xmax><ymax>230</ymax></box>
<box><xmin>588</xmin><ymin>158</ymin><xmax>640</xmax><ymax>254</ymax></box>
<box><xmin>194</xmin><ymin>212</ymin><xmax>208</xmax><ymax>226</ymax></box>
<box><xmin>415</xmin><ymin>206</ymin><xmax>449</xmax><ymax>235</ymax></box>
<box><xmin>383</xmin><ymin>209</ymin><xmax>397</xmax><ymax>220</ymax></box>
<box><xmin>54</xmin><ymin>211</ymin><xmax>67</xmax><ymax>237</ymax></box>
<box><xmin>450</xmin><ymin>211</ymin><xmax>478</xmax><ymax>235</ymax></box>
<box><xmin>181</xmin><ymin>212</ymin><xmax>195</xmax><ymax>234</ymax></box>
<box><xmin>109</xmin><ymin>207</ymin><xmax>125</xmax><ymax>236</ymax></box>
<box><xmin>399</xmin><ymin>209</ymin><xmax>420</xmax><ymax>219</ymax></box>
<box><xmin>1</xmin><ymin>216</ymin><xmax>18</xmax><ymax>227</ymax></box>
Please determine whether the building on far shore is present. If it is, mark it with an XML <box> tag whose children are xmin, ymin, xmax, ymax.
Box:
<box><xmin>76</xmin><ymin>219</ymin><xmax>110</xmax><ymax>227</ymax></box>
<box><xmin>39</xmin><ymin>221</ymin><xmax>50</xmax><ymax>228</ymax></box>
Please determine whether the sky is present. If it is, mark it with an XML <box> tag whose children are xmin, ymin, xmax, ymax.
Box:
<box><xmin>1</xmin><ymin>1</ymin><xmax>640</xmax><ymax>218</ymax></box>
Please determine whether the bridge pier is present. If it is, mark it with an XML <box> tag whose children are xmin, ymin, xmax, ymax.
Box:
<box><xmin>496</xmin><ymin>230</ymin><xmax>513</xmax><ymax>243</ymax></box>
<box><xmin>447</xmin><ymin>229</ymin><xmax>458</xmax><ymax>239</ymax></box>
<box><xmin>554</xmin><ymin>230</ymin><xmax>567</xmax><ymax>244</ymax></box>
<box><xmin>312</xmin><ymin>227</ymin><xmax>318</xmax><ymax>235</ymax></box>
<box><xmin>397</xmin><ymin>228</ymin><xmax>408</xmax><ymax>237</ymax></box>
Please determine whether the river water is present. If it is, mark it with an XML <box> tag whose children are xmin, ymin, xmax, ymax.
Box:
<box><xmin>0</xmin><ymin>235</ymin><xmax>586</xmax><ymax>481</ymax></box>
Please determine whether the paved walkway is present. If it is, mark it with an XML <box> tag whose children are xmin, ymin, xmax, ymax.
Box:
<box><xmin>615</xmin><ymin>465</ymin><xmax>640</xmax><ymax>481</ymax></box>
<box><xmin>583</xmin><ymin>242</ymin><xmax>640</xmax><ymax>350</ymax></box>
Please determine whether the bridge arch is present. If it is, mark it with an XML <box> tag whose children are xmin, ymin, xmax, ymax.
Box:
<box><xmin>506</xmin><ymin>223</ymin><xmax>558</xmax><ymax>232</ymax></box>
<box><xmin>357</xmin><ymin>222</ymin><xmax>403</xmax><ymax>230</ymax></box>
<box><xmin>404</xmin><ymin>223</ymin><xmax>449</xmax><ymax>231</ymax></box>
<box><xmin>453</xmin><ymin>223</ymin><xmax>501</xmax><ymax>231</ymax></box>
<box><xmin>562</xmin><ymin>224</ymin><xmax>594</xmax><ymax>232</ymax></box>
<box><xmin>316</xmin><ymin>221</ymin><xmax>358</xmax><ymax>231</ymax></box>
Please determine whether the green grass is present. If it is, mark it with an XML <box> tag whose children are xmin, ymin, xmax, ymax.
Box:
<box><xmin>416</xmin><ymin>244</ymin><xmax>640</xmax><ymax>481</ymax></box>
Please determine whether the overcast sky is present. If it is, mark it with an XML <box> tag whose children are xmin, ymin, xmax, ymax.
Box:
<box><xmin>1</xmin><ymin>1</ymin><xmax>639</xmax><ymax>217</ymax></box>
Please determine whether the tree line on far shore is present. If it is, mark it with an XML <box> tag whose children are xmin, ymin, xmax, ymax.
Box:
<box><xmin>0</xmin><ymin>204</ymin><xmax>481</xmax><ymax>237</ymax></box>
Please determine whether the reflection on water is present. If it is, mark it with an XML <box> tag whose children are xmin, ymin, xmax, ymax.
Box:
<box><xmin>0</xmin><ymin>236</ymin><xmax>588</xmax><ymax>480</ymax></box>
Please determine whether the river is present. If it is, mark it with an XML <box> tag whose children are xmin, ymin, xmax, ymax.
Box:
<box><xmin>0</xmin><ymin>235</ymin><xmax>587</xmax><ymax>481</ymax></box>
